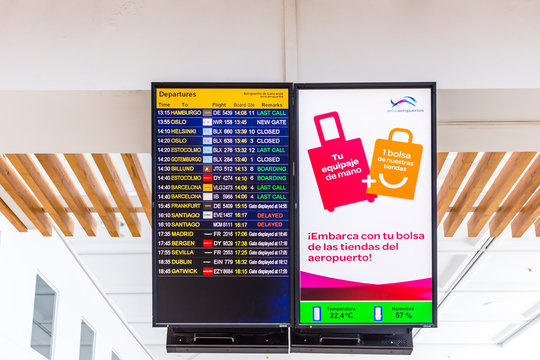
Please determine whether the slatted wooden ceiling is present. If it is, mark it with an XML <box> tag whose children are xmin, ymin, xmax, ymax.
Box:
<box><xmin>0</xmin><ymin>152</ymin><xmax>538</xmax><ymax>238</ymax></box>
<box><xmin>0</xmin><ymin>154</ymin><xmax>150</xmax><ymax>238</ymax></box>
<box><xmin>438</xmin><ymin>152</ymin><xmax>539</xmax><ymax>238</ymax></box>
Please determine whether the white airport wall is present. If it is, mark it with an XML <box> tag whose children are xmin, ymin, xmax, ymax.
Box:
<box><xmin>296</xmin><ymin>0</ymin><xmax>540</xmax><ymax>88</ymax></box>
<box><xmin>1</xmin><ymin>0</ymin><xmax>540</xmax><ymax>89</ymax></box>
<box><xmin>0</xmin><ymin>0</ymin><xmax>285</xmax><ymax>90</ymax></box>
<box><xmin>1</xmin><ymin>0</ymin><xmax>540</xmax><ymax>154</ymax></box>
<box><xmin>0</xmin><ymin>217</ymin><xmax>153</xmax><ymax>360</ymax></box>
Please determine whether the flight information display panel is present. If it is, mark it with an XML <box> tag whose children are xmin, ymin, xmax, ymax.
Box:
<box><xmin>152</xmin><ymin>83</ymin><xmax>292</xmax><ymax>326</ymax></box>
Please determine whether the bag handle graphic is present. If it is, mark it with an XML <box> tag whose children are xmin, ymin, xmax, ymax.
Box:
<box><xmin>389</xmin><ymin>128</ymin><xmax>413</xmax><ymax>143</ymax></box>
<box><xmin>314</xmin><ymin>111</ymin><xmax>346</xmax><ymax>144</ymax></box>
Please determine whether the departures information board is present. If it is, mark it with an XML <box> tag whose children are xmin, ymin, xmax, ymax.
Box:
<box><xmin>152</xmin><ymin>83</ymin><xmax>293</xmax><ymax>326</ymax></box>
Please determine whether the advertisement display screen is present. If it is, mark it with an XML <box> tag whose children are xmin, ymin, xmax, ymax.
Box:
<box><xmin>296</xmin><ymin>84</ymin><xmax>436</xmax><ymax>327</ymax></box>
<box><xmin>152</xmin><ymin>83</ymin><xmax>292</xmax><ymax>326</ymax></box>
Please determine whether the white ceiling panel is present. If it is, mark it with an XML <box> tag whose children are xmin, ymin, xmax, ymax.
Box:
<box><xmin>130</xmin><ymin>323</ymin><xmax>167</xmax><ymax>346</ymax></box>
<box><xmin>437</xmin><ymin>291</ymin><xmax>448</xmax><ymax>306</ymax></box>
<box><xmin>79</xmin><ymin>253</ymin><xmax>151</xmax><ymax>292</ymax></box>
<box><xmin>414</xmin><ymin>321</ymin><xmax>524</xmax><ymax>344</ymax></box>
<box><xmin>489</xmin><ymin>227</ymin><xmax>540</xmax><ymax>251</ymax></box>
<box><xmin>438</xmin><ymin>291</ymin><xmax>540</xmax><ymax>322</ymax></box>
<box><xmin>109</xmin><ymin>293</ymin><xmax>152</xmax><ymax>324</ymax></box>
<box><xmin>145</xmin><ymin>345</ymin><xmax>186</xmax><ymax>359</ymax></box>
<box><xmin>437</xmin><ymin>252</ymin><xmax>474</xmax><ymax>291</ymax></box>
<box><xmin>409</xmin><ymin>343</ymin><xmax>533</xmax><ymax>360</ymax></box>
<box><xmin>71</xmin><ymin>239</ymin><xmax>150</xmax><ymax>256</ymax></box>
<box><xmin>502</xmin><ymin>314</ymin><xmax>540</xmax><ymax>348</ymax></box>
<box><xmin>455</xmin><ymin>252</ymin><xmax>540</xmax><ymax>291</ymax></box>
<box><xmin>437</xmin><ymin>232</ymin><xmax>489</xmax><ymax>253</ymax></box>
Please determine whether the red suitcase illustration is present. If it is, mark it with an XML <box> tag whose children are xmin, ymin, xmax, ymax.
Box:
<box><xmin>308</xmin><ymin>111</ymin><xmax>376</xmax><ymax>212</ymax></box>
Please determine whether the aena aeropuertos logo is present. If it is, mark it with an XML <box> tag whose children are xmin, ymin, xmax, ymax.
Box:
<box><xmin>387</xmin><ymin>96</ymin><xmax>424</xmax><ymax>113</ymax></box>
<box><xmin>391</xmin><ymin>96</ymin><xmax>417</xmax><ymax>108</ymax></box>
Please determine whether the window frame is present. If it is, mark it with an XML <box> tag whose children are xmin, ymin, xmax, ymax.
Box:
<box><xmin>111</xmin><ymin>350</ymin><xmax>121</xmax><ymax>360</ymax></box>
<box><xmin>30</xmin><ymin>272</ymin><xmax>59</xmax><ymax>360</ymax></box>
<box><xmin>79</xmin><ymin>318</ymin><xmax>96</xmax><ymax>360</ymax></box>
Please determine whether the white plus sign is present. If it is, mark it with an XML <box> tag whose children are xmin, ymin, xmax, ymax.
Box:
<box><xmin>362</xmin><ymin>174</ymin><xmax>377</xmax><ymax>188</ymax></box>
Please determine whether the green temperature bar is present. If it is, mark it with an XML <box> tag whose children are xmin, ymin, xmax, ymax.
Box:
<box><xmin>300</xmin><ymin>301</ymin><xmax>433</xmax><ymax>324</ymax></box>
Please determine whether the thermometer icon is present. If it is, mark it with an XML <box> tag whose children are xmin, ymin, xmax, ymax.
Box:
<box><xmin>313</xmin><ymin>307</ymin><xmax>322</xmax><ymax>321</ymax></box>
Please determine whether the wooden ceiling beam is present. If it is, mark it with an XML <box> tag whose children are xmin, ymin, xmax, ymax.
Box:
<box><xmin>437</xmin><ymin>152</ymin><xmax>477</xmax><ymax>226</ymax></box>
<box><xmin>65</xmin><ymin>154</ymin><xmax>120</xmax><ymax>237</ymax></box>
<box><xmin>511</xmin><ymin>188</ymin><xmax>540</xmax><ymax>237</ymax></box>
<box><xmin>467</xmin><ymin>152</ymin><xmax>536</xmax><ymax>237</ymax></box>
<box><xmin>6</xmin><ymin>154</ymin><xmax>74</xmax><ymax>236</ymax></box>
<box><xmin>92</xmin><ymin>154</ymin><xmax>141</xmax><ymax>237</ymax></box>
<box><xmin>437</xmin><ymin>152</ymin><xmax>449</xmax><ymax>177</ymax></box>
<box><xmin>443</xmin><ymin>152</ymin><xmax>505</xmax><ymax>237</ymax></box>
<box><xmin>121</xmin><ymin>154</ymin><xmax>151</xmax><ymax>225</ymax></box>
<box><xmin>536</xmin><ymin>219</ymin><xmax>540</xmax><ymax>237</ymax></box>
<box><xmin>0</xmin><ymin>196</ymin><xmax>27</xmax><ymax>232</ymax></box>
<box><xmin>490</xmin><ymin>156</ymin><xmax>540</xmax><ymax>237</ymax></box>
<box><xmin>35</xmin><ymin>154</ymin><xmax>97</xmax><ymax>236</ymax></box>
<box><xmin>0</xmin><ymin>156</ymin><xmax>52</xmax><ymax>235</ymax></box>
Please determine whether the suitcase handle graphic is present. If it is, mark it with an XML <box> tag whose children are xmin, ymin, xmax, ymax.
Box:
<box><xmin>389</xmin><ymin>128</ymin><xmax>414</xmax><ymax>143</ymax></box>
<box><xmin>314</xmin><ymin>111</ymin><xmax>346</xmax><ymax>144</ymax></box>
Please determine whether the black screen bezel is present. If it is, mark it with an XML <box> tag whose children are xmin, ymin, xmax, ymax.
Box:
<box><xmin>152</xmin><ymin>82</ymin><xmax>295</xmax><ymax>327</ymax></box>
<box><xmin>293</xmin><ymin>82</ymin><xmax>437</xmax><ymax>329</ymax></box>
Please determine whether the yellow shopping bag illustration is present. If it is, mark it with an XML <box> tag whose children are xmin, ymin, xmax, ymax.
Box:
<box><xmin>366</xmin><ymin>128</ymin><xmax>423</xmax><ymax>200</ymax></box>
